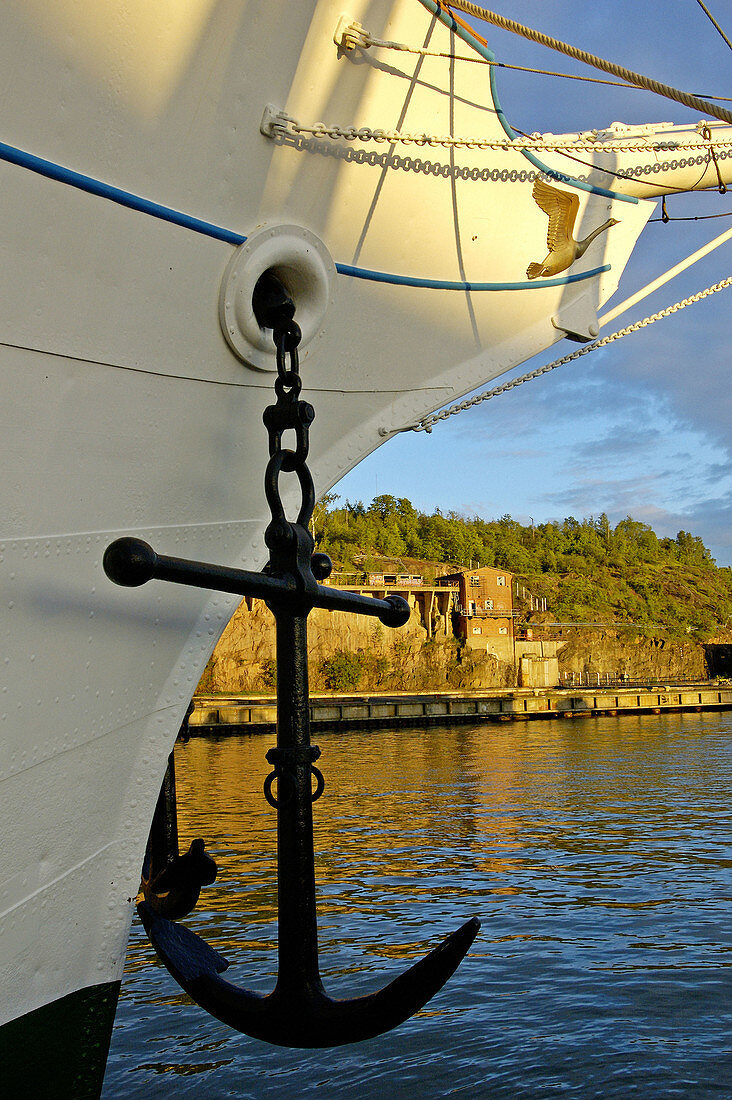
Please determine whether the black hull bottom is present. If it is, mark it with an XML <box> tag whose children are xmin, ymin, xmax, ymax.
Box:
<box><xmin>1</xmin><ymin>980</ymin><xmax>120</xmax><ymax>1099</ymax></box>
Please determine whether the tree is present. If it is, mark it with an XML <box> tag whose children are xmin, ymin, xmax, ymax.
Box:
<box><xmin>311</xmin><ymin>493</ymin><xmax>726</xmax><ymax>637</ymax></box>
<box><xmin>312</xmin><ymin>491</ymin><xmax>340</xmax><ymax>545</ymax></box>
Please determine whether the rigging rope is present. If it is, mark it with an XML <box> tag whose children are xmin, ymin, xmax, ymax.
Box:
<box><xmin>442</xmin><ymin>2</ymin><xmax>732</xmax><ymax>125</ymax></box>
<box><xmin>409</xmin><ymin>276</ymin><xmax>732</xmax><ymax>432</ymax></box>
<box><xmin>358</xmin><ymin>28</ymin><xmax>732</xmax><ymax>101</ymax></box>
<box><xmin>693</xmin><ymin>0</ymin><xmax>732</xmax><ymax>53</ymax></box>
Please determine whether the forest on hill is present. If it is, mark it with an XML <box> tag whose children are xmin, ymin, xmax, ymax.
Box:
<box><xmin>314</xmin><ymin>493</ymin><xmax>732</xmax><ymax>640</ymax></box>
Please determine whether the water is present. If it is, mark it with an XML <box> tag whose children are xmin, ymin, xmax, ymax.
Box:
<box><xmin>102</xmin><ymin>712</ymin><xmax>731</xmax><ymax>1098</ymax></box>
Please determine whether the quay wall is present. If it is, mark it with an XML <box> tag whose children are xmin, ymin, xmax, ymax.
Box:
<box><xmin>190</xmin><ymin>684</ymin><xmax>732</xmax><ymax>734</ymax></box>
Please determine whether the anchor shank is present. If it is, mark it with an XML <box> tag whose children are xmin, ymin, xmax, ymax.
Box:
<box><xmin>273</xmin><ymin>607</ymin><xmax>322</xmax><ymax>994</ymax></box>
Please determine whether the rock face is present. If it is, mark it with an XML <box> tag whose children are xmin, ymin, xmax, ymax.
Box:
<box><xmin>199</xmin><ymin>596</ymin><xmax>514</xmax><ymax>693</ymax></box>
<box><xmin>199</xmin><ymin>598</ymin><xmax>708</xmax><ymax>694</ymax></box>
<box><xmin>555</xmin><ymin>627</ymin><xmax>707</xmax><ymax>683</ymax></box>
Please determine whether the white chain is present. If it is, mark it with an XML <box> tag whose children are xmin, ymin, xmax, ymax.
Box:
<box><xmin>410</xmin><ymin>277</ymin><xmax>732</xmax><ymax>432</ymax></box>
<box><xmin>279</xmin><ymin>114</ymin><xmax>732</xmax><ymax>153</ymax></box>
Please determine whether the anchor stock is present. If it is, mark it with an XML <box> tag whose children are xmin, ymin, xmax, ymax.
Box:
<box><xmin>104</xmin><ymin>277</ymin><xmax>480</xmax><ymax>1047</ymax></box>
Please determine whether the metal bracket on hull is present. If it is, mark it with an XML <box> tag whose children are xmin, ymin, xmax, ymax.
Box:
<box><xmin>104</xmin><ymin>278</ymin><xmax>479</xmax><ymax>1048</ymax></box>
<box><xmin>551</xmin><ymin>291</ymin><xmax>600</xmax><ymax>342</ymax></box>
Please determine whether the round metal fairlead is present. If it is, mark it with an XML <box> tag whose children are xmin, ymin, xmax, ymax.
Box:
<box><xmin>219</xmin><ymin>224</ymin><xmax>335</xmax><ymax>371</ymax></box>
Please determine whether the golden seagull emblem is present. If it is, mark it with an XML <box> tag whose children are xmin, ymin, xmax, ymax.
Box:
<box><xmin>527</xmin><ymin>177</ymin><xmax>619</xmax><ymax>279</ymax></box>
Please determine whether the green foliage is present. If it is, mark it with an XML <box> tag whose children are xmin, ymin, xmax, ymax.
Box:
<box><xmin>258</xmin><ymin>658</ymin><xmax>277</xmax><ymax>689</ymax></box>
<box><xmin>197</xmin><ymin>654</ymin><xmax>217</xmax><ymax>693</ymax></box>
<box><xmin>313</xmin><ymin>493</ymin><xmax>732</xmax><ymax>638</ymax></box>
<box><xmin>358</xmin><ymin>651</ymin><xmax>391</xmax><ymax>684</ymax></box>
<box><xmin>320</xmin><ymin>649</ymin><xmax>363</xmax><ymax>691</ymax></box>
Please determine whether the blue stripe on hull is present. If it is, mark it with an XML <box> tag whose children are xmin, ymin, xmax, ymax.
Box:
<box><xmin>0</xmin><ymin>139</ymin><xmax>611</xmax><ymax>291</ymax></box>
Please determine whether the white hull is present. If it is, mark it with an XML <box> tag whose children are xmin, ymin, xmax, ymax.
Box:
<box><xmin>1</xmin><ymin>0</ymin><xmax>730</xmax><ymax>1049</ymax></box>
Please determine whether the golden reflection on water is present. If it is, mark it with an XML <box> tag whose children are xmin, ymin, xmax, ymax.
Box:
<box><xmin>175</xmin><ymin>726</ymin><xmax>523</xmax><ymax>878</ymax></box>
<box><xmin>109</xmin><ymin>713</ymin><xmax>732</xmax><ymax>1099</ymax></box>
<box><xmin>168</xmin><ymin>715</ymin><xmax>727</xmax><ymax>960</ymax></box>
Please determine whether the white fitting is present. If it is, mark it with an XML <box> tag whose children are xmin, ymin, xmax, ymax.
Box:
<box><xmin>219</xmin><ymin>223</ymin><xmax>336</xmax><ymax>371</ymax></box>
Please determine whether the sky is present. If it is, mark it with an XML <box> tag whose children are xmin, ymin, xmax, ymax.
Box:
<box><xmin>334</xmin><ymin>1</ymin><xmax>732</xmax><ymax>562</ymax></box>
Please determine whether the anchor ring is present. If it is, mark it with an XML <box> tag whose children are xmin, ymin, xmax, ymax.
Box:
<box><xmin>311</xmin><ymin>765</ymin><xmax>325</xmax><ymax>803</ymax></box>
<box><xmin>263</xmin><ymin>768</ymin><xmax>295</xmax><ymax>808</ymax></box>
<box><xmin>264</xmin><ymin>764</ymin><xmax>325</xmax><ymax>808</ymax></box>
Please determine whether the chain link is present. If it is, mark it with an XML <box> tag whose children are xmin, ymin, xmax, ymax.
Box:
<box><xmin>411</xmin><ymin>277</ymin><xmax>732</xmax><ymax>432</ymax></box>
<box><xmin>261</xmin><ymin>312</ymin><xmax>326</xmax><ymax>809</ymax></box>
<box><xmin>275</xmin><ymin>114</ymin><xmax>732</xmax><ymax>154</ymax></box>
<box><xmin>262</xmin><ymin>318</ymin><xmax>318</xmax><ymax>544</ymax></box>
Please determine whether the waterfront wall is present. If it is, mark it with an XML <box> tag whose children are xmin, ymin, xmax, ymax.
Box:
<box><xmin>191</xmin><ymin>683</ymin><xmax>732</xmax><ymax>734</ymax></box>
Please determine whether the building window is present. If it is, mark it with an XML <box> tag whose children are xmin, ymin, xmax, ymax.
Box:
<box><xmin>470</xmin><ymin>575</ymin><xmax>480</xmax><ymax>587</ymax></box>
<box><xmin>496</xmin><ymin>575</ymin><xmax>506</xmax><ymax>586</ymax></box>
<box><xmin>498</xmin><ymin>626</ymin><xmax>508</xmax><ymax>635</ymax></box>
<box><xmin>484</xmin><ymin>599</ymin><xmax>493</xmax><ymax>610</ymax></box>
<box><xmin>469</xmin><ymin>600</ymin><xmax>477</xmax><ymax>615</ymax></box>
<box><xmin>472</xmin><ymin>626</ymin><xmax>482</xmax><ymax>635</ymax></box>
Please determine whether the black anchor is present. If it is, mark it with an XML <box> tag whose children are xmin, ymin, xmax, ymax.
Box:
<box><xmin>104</xmin><ymin>276</ymin><xmax>479</xmax><ymax>1047</ymax></box>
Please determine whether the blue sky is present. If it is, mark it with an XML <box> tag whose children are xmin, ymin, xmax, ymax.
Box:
<box><xmin>334</xmin><ymin>1</ymin><xmax>732</xmax><ymax>561</ymax></box>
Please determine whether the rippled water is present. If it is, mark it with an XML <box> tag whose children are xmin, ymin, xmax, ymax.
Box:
<box><xmin>102</xmin><ymin>712</ymin><xmax>731</xmax><ymax>1098</ymax></box>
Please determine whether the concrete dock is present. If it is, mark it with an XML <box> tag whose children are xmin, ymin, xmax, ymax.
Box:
<box><xmin>189</xmin><ymin>682</ymin><xmax>732</xmax><ymax>734</ymax></box>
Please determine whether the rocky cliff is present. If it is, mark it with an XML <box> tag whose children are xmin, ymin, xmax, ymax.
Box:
<box><xmin>551</xmin><ymin>626</ymin><xmax>707</xmax><ymax>682</ymax></box>
<box><xmin>198</xmin><ymin>597</ymin><xmax>708</xmax><ymax>694</ymax></box>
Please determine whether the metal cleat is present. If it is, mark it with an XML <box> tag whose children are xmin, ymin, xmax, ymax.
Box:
<box><xmin>260</xmin><ymin>103</ymin><xmax>296</xmax><ymax>139</ymax></box>
<box><xmin>333</xmin><ymin>16</ymin><xmax>370</xmax><ymax>52</ymax></box>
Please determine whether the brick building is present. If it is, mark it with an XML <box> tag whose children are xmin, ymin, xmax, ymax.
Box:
<box><xmin>437</xmin><ymin>565</ymin><xmax>515</xmax><ymax>662</ymax></box>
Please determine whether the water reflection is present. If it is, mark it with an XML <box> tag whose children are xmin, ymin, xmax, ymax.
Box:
<box><xmin>104</xmin><ymin>712</ymin><xmax>731</xmax><ymax>1098</ymax></box>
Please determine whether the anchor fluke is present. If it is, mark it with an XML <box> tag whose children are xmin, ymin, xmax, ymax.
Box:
<box><xmin>140</xmin><ymin>839</ymin><xmax>218</xmax><ymax>921</ymax></box>
<box><xmin>138</xmin><ymin>902</ymin><xmax>480</xmax><ymax>1048</ymax></box>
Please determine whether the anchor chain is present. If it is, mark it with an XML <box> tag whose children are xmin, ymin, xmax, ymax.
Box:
<box><xmin>258</xmin><ymin>283</ymin><xmax>327</xmax><ymax>808</ymax></box>
<box><xmin>263</xmin><ymin>316</ymin><xmax>315</xmax><ymax>540</ymax></box>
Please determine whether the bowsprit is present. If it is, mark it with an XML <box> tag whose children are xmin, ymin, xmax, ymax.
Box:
<box><xmin>103</xmin><ymin>273</ymin><xmax>480</xmax><ymax>1048</ymax></box>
